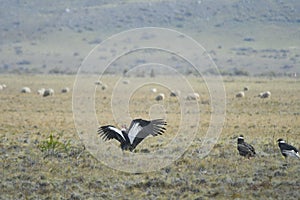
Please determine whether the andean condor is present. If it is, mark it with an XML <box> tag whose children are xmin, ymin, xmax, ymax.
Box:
<box><xmin>277</xmin><ymin>138</ymin><xmax>300</xmax><ymax>159</ymax></box>
<box><xmin>98</xmin><ymin>118</ymin><xmax>167</xmax><ymax>152</ymax></box>
<box><xmin>237</xmin><ymin>135</ymin><xmax>256</xmax><ymax>158</ymax></box>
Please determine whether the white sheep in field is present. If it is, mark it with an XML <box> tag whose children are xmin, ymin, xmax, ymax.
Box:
<box><xmin>2</xmin><ymin>84</ymin><xmax>6</xmax><ymax>89</ymax></box>
<box><xmin>101</xmin><ymin>84</ymin><xmax>107</xmax><ymax>90</ymax></box>
<box><xmin>259</xmin><ymin>91</ymin><xmax>271</xmax><ymax>98</ymax></box>
<box><xmin>95</xmin><ymin>81</ymin><xmax>102</xmax><ymax>85</ymax></box>
<box><xmin>21</xmin><ymin>87</ymin><xmax>31</xmax><ymax>93</ymax></box>
<box><xmin>43</xmin><ymin>88</ymin><xmax>54</xmax><ymax>97</ymax></box>
<box><xmin>0</xmin><ymin>85</ymin><xmax>3</xmax><ymax>91</ymax></box>
<box><xmin>151</xmin><ymin>88</ymin><xmax>157</xmax><ymax>93</ymax></box>
<box><xmin>155</xmin><ymin>93</ymin><xmax>165</xmax><ymax>101</ymax></box>
<box><xmin>37</xmin><ymin>88</ymin><xmax>45</xmax><ymax>95</ymax></box>
<box><xmin>236</xmin><ymin>91</ymin><xmax>245</xmax><ymax>98</ymax></box>
<box><xmin>186</xmin><ymin>93</ymin><xmax>200</xmax><ymax>100</ymax></box>
<box><xmin>170</xmin><ymin>90</ymin><xmax>180</xmax><ymax>97</ymax></box>
<box><xmin>61</xmin><ymin>87</ymin><xmax>70</xmax><ymax>93</ymax></box>
<box><xmin>95</xmin><ymin>80</ymin><xmax>107</xmax><ymax>90</ymax></box>
<box><xmin>122</xmin><ymin>80</ymin><xmax>130</xmax><ymax>84</ymax></box>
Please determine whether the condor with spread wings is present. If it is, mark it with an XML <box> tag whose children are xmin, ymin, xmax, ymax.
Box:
<box><xmin>98</xmin><ymin>119</ymin><xmax>167</xmax><ymax>152</ymax></box>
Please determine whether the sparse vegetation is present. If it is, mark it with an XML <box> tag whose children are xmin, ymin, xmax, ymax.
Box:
<box><xmin>1</xmin><ymin>75</ymin><xmax>299</xmax><ymax>199</ymax></box>
<box><xmin>38</xmin><ymin>133</ymin><xmax>71</xmax><ymax>157</ymax></box>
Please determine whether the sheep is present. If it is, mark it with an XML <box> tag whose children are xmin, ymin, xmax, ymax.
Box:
<box><xmin>170</xmin><ymin>90</ymin><xmax>180</xmax><ymax>97</ymax></box>
<box><xmin>95</xmin><ymin>80</ymin><xmax>107</xmax><ymax>90</ymax></box>
<box><xmin>244</xmin><ymin>86</ymin><xmax>249</xmax><ymax>91</ymax></box>
<box><xmin>21</xmin><ymin>87</ymin><xmax>31</xmax><ymax>93</ymax></box>
<box><xmin>0</xmin><ymin>84</ymin><xmax>7</xmax><ymax>91</ymax></box>
<box><xmin>122</xmin><ymin>80</ymin><xmax>130</xmax><ymax>84</ymax></box>
<box><xmin>61</xmin><ymin>87</ymin><xmax>70</xmax><ymax>93</ymax></box>
<box><xmin>43</xmin><ymin>88</ymin><xmax>54</xmax><ymax>97</ymax></box>
<box><xmin>259</xmin><ymin>91</ymin><xmax>271</xmax><ymax>98</ymax></box>
<box><xmin>236</xmin><ymin>91</ymin><xmax>245</xmax><ymax>98</ymax></box>
<box><xmin>151</xmin><ymin>88</ymin><xmax>157</xmax><ymax>93</ymax></box>
<box><xmin>95</xmin><ymin>81</ymin><xmax>102</xmax><ymax>85</ymax></box>
<box><xmin>155</xmin><ymin>93</ymin><xmax>165</xmax><ymax>101</ymax></box>
<box><xmin>186</xmin><ymin>93</ymin><xmax>200</xmax><ymax>100</ymax></box>
<box><xmin>101</xmin><ymin>84</ymin><xmax>107</xmax><ymax>90</ymax></box>
<box><xmin>37</xmin><ymin>88</ymin><xmax>45</xmax><ymax>95</ymax></box>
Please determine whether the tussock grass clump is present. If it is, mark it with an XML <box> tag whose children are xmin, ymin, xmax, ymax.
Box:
<box><xmin>38</xmin><ymin>132</ymin><xmax>86</xmax><ymax>159</ymax></box>
<box><xmin>38</xmin><ymin>133</ymin><xmax>70</xmax><ymax>157</ymax></box>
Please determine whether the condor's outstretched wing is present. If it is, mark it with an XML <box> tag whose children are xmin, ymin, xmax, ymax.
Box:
<box><xmin>98</xmin><ymin>125</ymin><xmax>126</xmax><ymax>144</ymax></box>
<box><xmin>127</xmin><ymin>118</ymin><xmax>167</xmax><ymax>150</ymax></box>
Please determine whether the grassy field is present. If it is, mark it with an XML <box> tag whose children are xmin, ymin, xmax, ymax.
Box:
<box><xmin>0</xmin><ymin>75</ymin><xmax>299</xmax><ymax>199</ymax></box>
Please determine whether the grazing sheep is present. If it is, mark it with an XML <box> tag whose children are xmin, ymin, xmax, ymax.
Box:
<box><xmin>244</xmin><ymin>86</ymin><xmax>249</xmax><ymax>91</ymax></box>
<box><xmin>259</xmin><ymin>91</ymin><xmax>271</xmax><ymax>98</ymax></box>
<box><xmin>122</xmin><ymin>80</ymin><xmax>130</xmax><ymax>84</ymax></box>
<box><xmin>2</xmin><ymin>84</ymin><xmax>6</xmax><ymax>89</ymax></box>
<box><xmin>186</xmin><ymin>93</ymin><xmax>200</xmax><ymax>100</ymax></box>
<box><xmin>155</xmin><ymin>93</ymin><xmax>165</xmax><ymax>101</ymax></box>
<box><xmin>236</xmin><ymin>91</ymin><xmax>245</xmax><ymax>98</ymax></box>
<box><xmin>95</xmin><ymin>80</ymin><xmax>107</xmax><ymax>90</ymax></box>
<box><xmin>61</xmin><ymin>87</ymin><xmax>70</xmax><ymax>93</ymax></box>
<box><xmin>95</xmin><ymin>81</ymin><xmax>102</xmax><ymax>85</ymax></box>
<box><xmin>151</xmin><ymin>88</ymin><xmax>157</xmax><ymax>93</ymax></box>
<box><xmin>0</xmin><ymin>85</ymin><xmax>3</xmax><ymax>91</ymax></box>
<box><xmin>21</xmin><ymin>87</ymin><xmax>31</xmax><ymax>93</ymax></box>
<box><xmin>37</xmin><ymin>88</ymin><xmax>45</xmax><ymax>95</ymax></box>
<box><xmin>170</xmin><ymin>90</ymin><xmax>180</xmax><ymax>97</ymax></box>
<box><xmin>101</xmin><ymin>84</ymin><xmax>107</xmax><ymax>90</ymax></box>
<box><xmin>43</xmin><ymin>88</ymin><xmax>54</xmax><ymax>97</ymax></box>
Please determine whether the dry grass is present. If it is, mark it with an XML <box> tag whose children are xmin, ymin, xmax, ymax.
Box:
<box><xmin>1</xmin><ymin>75</ymin><xmax>299</xmax><ymax>199</ymax></box>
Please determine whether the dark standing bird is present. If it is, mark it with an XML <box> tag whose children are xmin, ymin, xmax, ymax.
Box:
<box><xmin>98</xmin><ymin>118</ymin><xmax>167</xmax><ymax>152</ymax></box>
<box><xmin>277</xmin><ymin>139</ymin><xmax>300</xmax><ymax>159</ymax></box>
<box><xmin>237</xmin><ymin>135</ymin><xmax>256</xmax><ymax>158</ymax></box>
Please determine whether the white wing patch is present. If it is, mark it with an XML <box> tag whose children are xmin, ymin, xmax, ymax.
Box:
<box><xmin>128</xmin><ymin>122</ymin><xmax>143</xmax><ymax>144</ymax></box>
<box><xmin>108</xmin><ymin>126</ymin><xmax>126</xmax><ymax>141</ymax></box>
<box><xmin>282</xmin><ymin>150</ymin><xmax>300</xmax><ymax>158</ymax></box>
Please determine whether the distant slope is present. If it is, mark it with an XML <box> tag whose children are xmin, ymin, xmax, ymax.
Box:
<box><xmin>0</xmin><ymin>0</ymin><xmax>299</xmax><ymax>75</ymax></box>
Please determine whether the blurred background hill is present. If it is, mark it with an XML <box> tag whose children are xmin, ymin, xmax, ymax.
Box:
<box><xmin>0</xmin><ymin>0</ymin><xmax>299</xmax><ymax>76</ymax></box>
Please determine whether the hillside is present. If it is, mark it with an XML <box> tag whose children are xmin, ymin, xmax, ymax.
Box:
<box><xmin>0</xmin><ymin>0</ymin><xmax>299</xmax><ymax>75</ymax></box>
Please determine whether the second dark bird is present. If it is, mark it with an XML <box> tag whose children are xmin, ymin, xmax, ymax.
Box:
<box><xmin>277</xmin><ymin>138</ymin><xmax>300</xmax><ymax>159</ymax></box>
<box><xmin>237</xmin><ymin>135</ymin><xmax>256</xmax><ymax>158</ymax></box>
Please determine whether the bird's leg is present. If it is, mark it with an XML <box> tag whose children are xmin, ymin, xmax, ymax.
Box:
<box><xmin>282</xmin><ymin>157</ymin><xmax>288</xmax><ymax>167</ymax></box>
<box><xmin>122</xmin><ymin>150</ymin><xmax>131</xmax><ymax>165</ymax></box>
<box><xmin>122</xmin><ymin>150</ymin><xmax>128</xmax><ymax>165</ymax></box>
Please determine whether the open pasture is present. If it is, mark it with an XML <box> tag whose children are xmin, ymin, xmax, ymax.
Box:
<box><xmin>1</xmin><ymin>75</ymin><xmax>299</xmax><ymax>199</ymax></box>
